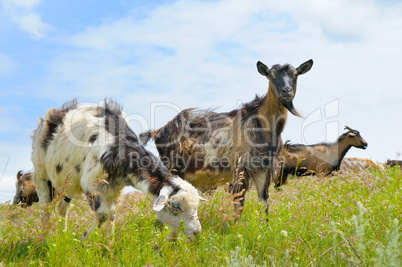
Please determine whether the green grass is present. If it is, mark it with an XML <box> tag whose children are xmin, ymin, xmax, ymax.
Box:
<box><xmin>1</xmin><ymin>167</ymin><xmax>401</xmax><ymax>266</ymax></box>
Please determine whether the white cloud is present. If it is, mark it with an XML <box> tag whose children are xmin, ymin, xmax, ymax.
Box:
<box><xmin>5</xmin><ymin>0</ymin><xmax>40</xmax><ymax>9</ymax></box>
<box><xmin>41</xmin><ymin>0</ymin><xmax>402</xmax><ymax>106</ymax></box>
<box><xmin>12</xmin><ymin>12</ymin><xmax>48</xmax><ymax>39</ymax></box>
<box><xmin>36</xmin><ymin>0</ymin><xmax>402</xmax><ymax>147</ymax></box>
<box><xmin>0</xmin><ymin>0</ymin><xmax>50</xmax><ymax>39</ymax></box>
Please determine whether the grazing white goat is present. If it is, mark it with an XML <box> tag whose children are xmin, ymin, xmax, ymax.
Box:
<box><xmin>31</xmin><ymin>99</ymin><xmax>204</xmax><ymax>241</ymax></box>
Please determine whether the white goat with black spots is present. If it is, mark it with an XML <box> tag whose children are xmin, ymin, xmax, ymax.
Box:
<box><xmin>31</xmin><ymin>99</ymin><xmax>204</xmax><ymax>241</ymax></box>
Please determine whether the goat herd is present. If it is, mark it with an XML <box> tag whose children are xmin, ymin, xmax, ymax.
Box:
<box><xmin>10</xmin><ymin>59</ymin><xmax>402</xmax><ymax>242</ymax></box>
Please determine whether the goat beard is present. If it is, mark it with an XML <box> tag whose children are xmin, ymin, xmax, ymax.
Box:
<box><xmin>281</xmin><ymin>100</ymin><xmax>302</xmax><ymax>118</ymax></box>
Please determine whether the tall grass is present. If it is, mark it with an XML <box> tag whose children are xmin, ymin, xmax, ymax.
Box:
<box><xmin>1</xmin><ymin>167</ymin><xmax>401</xmax><ymax>266</ymax></box>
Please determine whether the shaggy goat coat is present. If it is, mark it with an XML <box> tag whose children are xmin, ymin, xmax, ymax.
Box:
<box><xmin>31</xmin><ymin>99</ymin><xmax>203</xmax><ymax>241</ymax></box>
<box><xmin>141</xmin><ymin>60</ymin><xmax>314</xmax><ymax>214</ymax></box>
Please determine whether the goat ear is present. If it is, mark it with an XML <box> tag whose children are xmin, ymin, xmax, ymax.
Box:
<box><xmin>153</xmin><ymin>194</ymin><xmax>167</xmax><ymax>212</ymax></box>
<box><xmin>297</xmin><ymin>59</ymin><xmax>313</xmax><ymax>75</ymax></box>
<box><xmin>153</xmin><ymin>186</ymin><xmax>173</xmax><ymax>212</ymax></box>
<box><xmin>257</xmin><ymin>61</ymin><xmax>270</xmax><ymax>76</ymax></box>
<box><xmin>17</xmin><ymin>171</ymin><xmax>24</xmax><ymax>180</ymax></box>
<box><xmin>348</xmin><ymin>132</ymin><xmax>357</xmax><ymax>137</ymax></box>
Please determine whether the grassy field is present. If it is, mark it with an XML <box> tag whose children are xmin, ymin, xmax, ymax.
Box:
<box><xmin>1</xmin><ymin>167</ymin><xmax>401</xmax><ymax>266</ymax></box>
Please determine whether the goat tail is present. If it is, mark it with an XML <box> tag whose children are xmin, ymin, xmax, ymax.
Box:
<box><xmin>139</xmin><ymin>129</ymin><xmax>160</xmax><ymax>145</ymax></box>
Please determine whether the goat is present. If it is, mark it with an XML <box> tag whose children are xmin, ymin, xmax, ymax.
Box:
<box><xmin>340</xmin><ymin>157</ymin><xmax>384</xmax><ymax>172</ymax></box>
<box><xmin>12</xmin><ymin>171</ymin><xmax>39</xmax><ymax>207</ymax></box>
<box><xmin>31</xmin><ymin>99</ymin><xmax>205</xmax><ymax>241</ymax></box>
<box><xmin>140</xmin><ymin>59</ymin><xmax>313</xmax><ymax>215</ymax></box>
<box><xmin>12</xmin><ymin>171</ymin><xmax>60</xmax><ymax>208</ymax></box>
<box><xmin>275</xmin><ymin>126</ymin><xmax>368</xmax><ymax>187</ymax></box>
<box><xmin>386</xmin><ymin>159</ymin><xmax>402</xmax><ymax>168</ymax></box>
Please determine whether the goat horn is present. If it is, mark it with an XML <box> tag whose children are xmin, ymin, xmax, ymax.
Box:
<box><xmin>344</xmin><ymin>126</ymin><xmax>353</xmax><ymax>131</ymax></box>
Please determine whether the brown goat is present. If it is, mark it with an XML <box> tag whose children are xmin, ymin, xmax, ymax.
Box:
<box><xmin>275</xmin><ymin>126</ymin><xmax>368</xmax><ymax>187</ymax></box>
<box><xmin>12</xmin><ymin>171</ymin><xmax>39</xmax><ymax>207</ymax></box>
<box><xmin>386</xmin><ymin>159</ymin><xmax>402</xmax><ymax>168</ymax></box>
<box><xmin>141</xmin><ymin>59</ymin><xmax>313</xmax><ymax>215</ymax></box>
<box><xmin>12</xmin><ymin>170</ymin><xmax>56</xmax><ymax>207</ymax></box>
<box><xmin>340</xmin><ymin>157</ymin><xmax>384</xmax><ymax>172</ymax></box>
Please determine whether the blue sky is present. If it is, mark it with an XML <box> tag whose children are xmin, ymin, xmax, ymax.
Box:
<box><xmin>1</xmin><ymin>0</ymin><xmax>402</xmax><ymax>203</ymax></box>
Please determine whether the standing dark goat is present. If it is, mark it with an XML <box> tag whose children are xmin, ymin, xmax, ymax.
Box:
<box><xmin>140</xmin><ymin>59</ymin><xmax>313</xmax><ymax>215</ymax></box>
<box><xmin>275</xmin><ymin>126</ymin><xmax>368</xmax><ymax>187</ymax></box>
<box><xmin>12</xmin><ymin>171</ymin><xmax>39</xmax><ymax>207</ymax></box>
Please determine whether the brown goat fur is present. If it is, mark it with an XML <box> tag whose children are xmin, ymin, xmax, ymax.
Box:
<box><xmin>275</xmin><ymin>126</ymin><xmax>368</xmax><ymax>187</ymax></box>
<box><xmin>386</xmin><ymin>159</ymin><xmax>402</xmax><ymax>168</ymax></box>
<box><xmin>12</xmin><ymin>171</ymin><xmax>39</xmax><ymax>207</ymax></box>
<box><xmin>141</xmin><ymin>59</ymin><xmax>313</xmax><ymax>214</ymax></box>
<box><xmin>12</xmin><ymin>171</ymin><xmax>56</xmax><ymax>207</ymax></box>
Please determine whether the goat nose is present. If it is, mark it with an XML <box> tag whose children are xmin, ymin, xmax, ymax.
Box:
<box><xmin>282</xmin><ymin>87</ymin><xmax>292</xmax><ymax>94</ymax></box>
<box><xmin>194</xmin><ymin>226</ymin><xmax>202</xmax><ymax>235</ymax></box>
<box><xmin>193</xmin><ymin>228</ymin><xmax>202</xmax><ymax>236</ymax></box>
